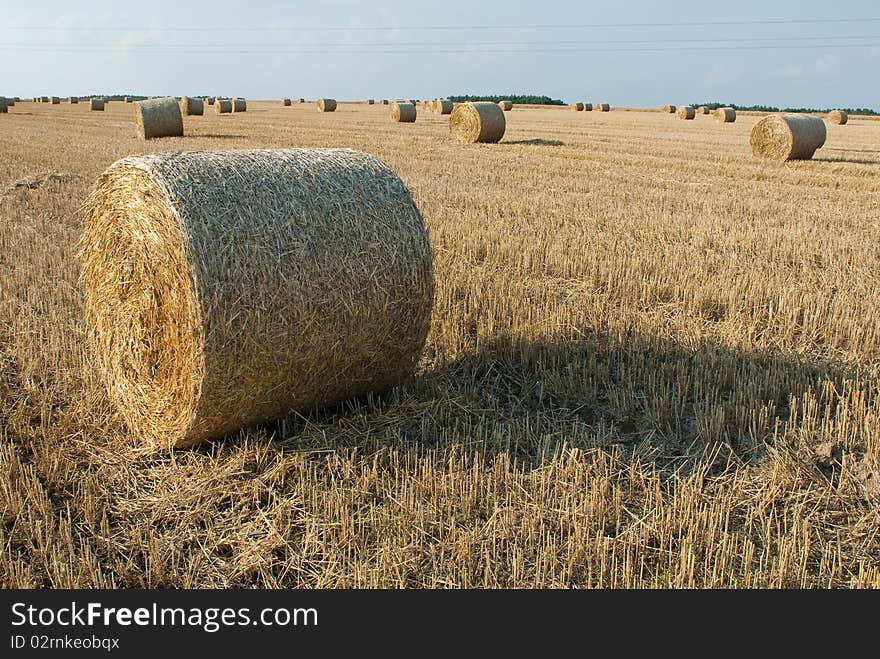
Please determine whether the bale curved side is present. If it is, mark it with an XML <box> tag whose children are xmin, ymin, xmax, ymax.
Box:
<box><xmin>677</xmin><ymin>105</ymin><xmax>696</xmax><ymax>120</ymax></box>
<box><xmin>232</xmin><ymin>98</ymin><xmax>247</xmax><ymax>112</ymax></box>
<box><xmin>80</xmin><ymin>148</ymin><xmax>434</xmax><ymax>449</ymax></box>
<box><xmin>749</xmin><ymin>114</ymin><xmax>827</xmax><ymax>161</ymax></box>
<box><xmin>135</xmin><ymin>97</ymin><xmax>184</xmax><ymax>140</ymax></box>
<box><xmin>448</xmin><ymin>102</ymin><xmax>506</xmax><ymax>143</ymax></box>
<box><xmin>436</xmin><ymin>99</ymin><xmax>453</xmax><ymax>114</ymax></box>
<box><xmin>582</xmin><ymin>103</ymin><xmax>593</xmax><ymax>111</ymax></box>
<box><xmin>662</xmin><ymin>104</ymin><xmax>676</xmax><ymax>113</ymax></box>
<box><xmin>90</xmin><ymin>98</ymin><xmax>104</xmax><ymax>111</ymax></box>
<box><xmin>317</xmin><ymin>98</ymin><xmax>337</xmax><ymax>112</ymax></box>
<box><xmin>391</xmin><ymin>102</ymin><xmax>416</xmax><ymax>123</ymax></box>
<box><xmin>828</xmin><ymin>110</ymin><xmax>848</xmax><ymax>125</ymax></box>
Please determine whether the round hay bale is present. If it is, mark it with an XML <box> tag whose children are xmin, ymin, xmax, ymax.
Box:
<box><xmin>214</xmin><ymin>98</ymin><xmax>232</xmax><ymax>114</ymax></box>
<box><xmin>232</xmin><ymin>98</ymin><xmax>247</xmax><ymax>112</ymax></box>
<box><xmin>570</xmin><ymin>102</ymin><xmax>584</xmax><ymax>111</ymax></box>
<box><xmin>381</xmin><ymin>99</ymin><xmax>389</xmax><ymax>105</ymax></box>
<box><xmin>449</xmin><ymin>101</ymin><xmax>506</xmax><ymax>143</ymax></box>
<box><xmin>68</xmin><ymin>97</ymin><xmax>78</xmax><ymax>104</ymax></box>
<box><xmin>677</xmin><ymin>105</ymin><xmax>696</xmax><ymax>120</ymax></box>
<box><xmin>40</xmin><ymin>96</ymin><xmax>49</xmax><ymax>103</ymax></box>
<box><xmin>0</xmin><ymin>102</ymin><xmax>6</xmax><ymax>114</ymax></box>
<box><xmin>51</xmin><ymin>96</ymin><xmax>60</xmax><ymax>104</ymax></box>
<box><xmin>436</xmin><ymin>99</ymin><xmax>453</xmax><ymax>115</ymax></box>
<box><xmin>367</xmin><ymin>99</ymin><xmax>375</xmax><ymax>105</ymax></box>
<box><xmin>5</xmin><ymin>98</ymin><xmax>14</xmax><ymax>107</ymax></box>
<box><xmin>498</xmin><ymin>100</ymin><xmax>513</xmax><ymax>111</ymax></box>
<box><xmin>80</xmin><ymin>148</ymin><xmax>433</xmax><ymax>449</ymax></box>
<box><xmin>594</xmin><ymin>103</ymin><xmax>610</xmax><ymax>112</ymax></box>
<box><xmin>662</xmin><ymin>104</ymin><xmax>676</xmax><ymax>113</ymax></box>
<box><xmin>582</xmin><ymin>102</ymin><xmax>593</xmax><ymax>111</ymax></box>
<box><xmin>90</xmin><ymin>98</ymin><xmax>105</xmax><ymax>111</ymax></box>
<box><xmin>134</xmin><ymin>97</ymin><xmax>183</xmax><ymax>140</ymax></box>
<box><xmin>828</xmin><ymin>109</ymin><xmax>848</xmax><ymax>125</ymax></box>
<box><xmin>317</xmin><ymin>98</ymin><xmax>337</xmax><ymax>112</ymax></box>
<box><xmin>697</xmin><ymin>106</ymin><xmax>709</xmax><ymax>114</ymax></box>
<box><xmin>714</xmin><ymin>107</ymin><xmax>736</xmax><ymax>122</ymax></box>
<box><xmin>391</xmin><ymin>101</ymin><xmax>416</xmax><ymax>123</ymax></box>
<box><xmin>749</xmin><ymin>113</ymin><xmax>827</xmax><ymax>162</ymax></box>
<box><xmin>282</xmin><ymin>98</ymin><xmax>292</xmax><ymax>106</ymax></box>
<box><xmin>207</xmin><ymin>97</ymin><xmax>215</xmax><ymax>105</ymax></box>
<box><xmin>179</xmin><ymin>96</ymin><xmax>204</xmax><ymax>116</ymax></box>
<box><xmin>299</xmin><ymin>98</ymin><xmax>306</xmax><ymax>103</ymax></box>
<box><xmin>124</xmin><ymin>97</ymin><xmax>132</xmax><ymax>103</ymax></box>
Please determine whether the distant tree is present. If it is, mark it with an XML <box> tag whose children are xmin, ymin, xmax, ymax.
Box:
<box><xmin>448</xmin><ymin>94</ymin><xmax>565</xmax><ymax>106</ymax></box>
<box><xmin>693</xmin><ymin>102</ymin><xmax>878</xmax><ymax>116</ymax></box>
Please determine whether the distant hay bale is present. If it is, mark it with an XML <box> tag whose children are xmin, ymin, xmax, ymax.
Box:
<box><xmin>391</xmin><ymin>101</ymin><xmax>416</xmax><ymax>123</ymax></box>
<box><xmin>594</xmin><ymin>103</ymin><xmax>610</xmax><ymax>112</ymax></box>
<box><xmin>134</xmin><ymin>97</ymin><xmax>183</xmax><ymax>140</ymax></box>
<box><xmin>582</xmin><ymin>102</ymin><xmax>593</xmax><ymax>111</ymax></box>
<box><xmin>124</xmin><ymin>97</ymin><xmax>132</xmax><ymax>103</ymax></box>
<box><xmin>714</xmin><ymin>107</ymin><xmax>736</xmax><ymax>122</ymax></box>
<box><xmin>317</xmin><ymin>98</ymin><xmax>337</xmax><ymax>112</ymax></box>
<box><xmin>436</xmin><ymin>99</ymin><xmax>453</xmax><ymax>114</ymax></box>
<box><xmin>697</xmin><ymin>106</ymin><xmax>709</xmax><ymax>114</ymax></box>
<box><xmin>570</xmin><ymin>102</ymin><xmax>584</xmax><ymax>111</ymax></box>
<box><xmin>80</xmin><ymin>148</ymin><xmax>433</xmax><ymax>449</ymax></box>
<box><xmin>499</xmin><ymin>100</ymin><xmax>513</xmax><ymax>111</ymax></box>
<box><xmin>215</xmin><ymin>98</ymin><xmax>232</xmax><ymax>113</ymax></box>
<box><xmin>232</xmin><ymin>98</ymin><xmax>247</xmax><ymax>112</ymax></box>
<box><xmin>749</xmin><ymin>113</ymin><xmax>827</xmax><ymax>162</ymax></box>
<box><xmin>0</xmin><ymin>102</ymin><xmax>6</xmax><ymax>114</ymax></box>
<box><xmin>90</xmin><ymin>98</ymin><xmax>105</xmax><ymax>111</ymax></box>
<box><xmin>40</xmin><ymin>96</ymin><xmax>49</xmax><ymax>103</ymax></box>
<box><xmin>68</xmin><ymin>97</ymin><xmax>78</xmax><ymax>104</ymax></box>
<box><xmin>828</xmin><ymin>109</ymin><xmax>848</xmax><ymax>125</ymax></box>
<box><xmin>449</xmin><ymin>101</ymin><xmax>506</xmax><ymax>143</ymax></box>
<box><xmin>179</xmin><ymin>96</ymin><xmax>204</xmax><ymax>116</ymax></box>
<box><xmin>677</xmin><ymin>105</ymin><xmax>696</xmax><ymax>120</ymax></box>
<box><xmin>662</xmin><ymin>104</ymin><xmax>676</xmax><ymax>113</ymax></box>
<box><xmin>51</xmin><ymin>96</ymin><xmax>60</xmax><ymax>104</ymax></box>
<box><xmin>282</xmin><ymin>98</ymin><xmax>292</xmax><ymax>106</ymax></box>
<box><xmin>367</xmin><ymin>99</ymin><xmax>375</xmax><ymax>105</ymax></box>
<box><xmin>6</xmin><ymin>98</ymin><xmax>14</xmax><ymax>107</ymax></box>
<box><xmin>207</xmin><ymin>97</ymin><xmax>215</xmax><ymax>105</ymax></box>
<box><xmin>299</xmin><ymin>98</ymin><xmax>306</xmax><ymax>103</ymax></box>
<box><xmin>381</xmin><ymin>99</ymin><xmax>389</xmax><ymax>105</ymax></box>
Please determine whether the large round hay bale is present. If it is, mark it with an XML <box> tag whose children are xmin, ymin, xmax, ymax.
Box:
<box><xmin>391</xmin><ymin>101</ymin><xmax>416</xmax><ymax>123</ymax></box>
<box><xmin>215</xmin><ymin>98</ymin><xmax>232</xmax><ymax>113</ymax></box>
<box><xmin>714</xmin><ymin>107</ymin><xmax>736</xmax><ymax>122</ymax></box>
<box><xmin>697</xmin><ymin>106</ymin><xmax>709</xmax><ymax>114</ymax></box>
<box><xmin>179</xmin><ymin>96</ymin><xmax>204</xmax><ymax>116</ymax></box>
<box><xmin>828</xmin><ymin>109</ymin><xmax>848</xmax><ymax>125</ymax></box>
<box><xmin>232</xmin><ymin>98</ymin><xmax>247</xmax><ymax>112</ymax></box>
<box><xmin>436</xmin><ymin>99</ymin><xmax>453</xmax><ymax>115</ymax></box>
<box><xmin>449</xmin><ymin>101</ymin><xmax>506</xmax><ymax>143</ymax></box>
<box><xmin>662</xmin><ymin>104</ymin><xmax>676</xmax><ymax>113</ymax></box>
<box><xmin>498</xmin><ymin>100</ymin><xmax>513</xmax><ymax>111</ymax></box>
<box><xmin>749</xmin><ymin>113</ymin><xmax>827</xmax><ymax>162</ymax></box>
<box><xmin>80</xmin><ymin>148</ymin><xmax>433</xmax><ymax>449</ymax></box>
<box><xmin>570</xmin><ymin>102</ymin><xmax>584</xmax><ymax>111</ymax></box>
<box><xmin>134</xmin><ymin>97</ymin><xmax>183</xmax><ymax>139</ymax></box>
<box><xmin>317</xmin><ymin>98</ymin><xmax>337</xmax><ymax>112</ymax></box>
<box><xmin>90</xmin><ymin>98</ymin><xmax>105</xmax><ymax>111</ymax></box>
<box><xmin>594</xmin><ymin>103</ymin><xmax>610</xmax><ymax>112</ymax></box>
<box><xmin>282</xmin><ymin>98</ymin><xmax>291</xmax><ymax>106</ymax></box>
<box><xmin>677</xmin><ymin>105</ymin><xmax>696</xmax><ymax>120</ymax></box>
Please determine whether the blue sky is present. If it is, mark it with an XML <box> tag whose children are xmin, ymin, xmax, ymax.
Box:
<box><xmin>2</xmin><ymin>0</ymin><xmax>877</xmax><ymax>108</ymax></box>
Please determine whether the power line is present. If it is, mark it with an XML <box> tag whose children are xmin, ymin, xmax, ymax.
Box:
<box><xmin>2</xmin><ymin>17</ymin><xmax>880</xmax><ymax>32</ymax></box>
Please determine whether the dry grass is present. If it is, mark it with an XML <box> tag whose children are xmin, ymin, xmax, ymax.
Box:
<box><xmin>1</xmin><ymin>101</ymin><xmax>879</xmax><ymax>588</ymax></box>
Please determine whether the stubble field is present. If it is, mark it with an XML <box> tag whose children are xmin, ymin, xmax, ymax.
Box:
<box><xmin>1</xmin><ymin>100</ymin><xmax>878</xmax><ymax>587</ymax></box>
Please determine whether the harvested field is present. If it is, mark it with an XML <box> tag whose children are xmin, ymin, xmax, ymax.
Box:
<box><xmin>1</xmin><ymin>101</ymin><xmax>879</xmax><ymax>588</ymax></box>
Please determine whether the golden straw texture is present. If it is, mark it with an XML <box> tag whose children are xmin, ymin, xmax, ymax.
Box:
<box><xmin>594</xmin><ymin>103</ymin><xmax>610</xmax><ymax>112</ymax></box>
<box><xmin>677</xmin><ymin>105</ymin><xmax>696</xmax><ymax>120</ymax></box>
<box><xmin>749</xmin><ymin>113</ymin><xmax>827</xmax><ymax>162</ymax></box>
<box><xmin>391</xmin><ymin>101</ymin><xmax>416</xmax><ymax>123</ymax></box>
<box><xmin>135</xmin><ymin>97</ymin><xmax>184</xmax><ymax>140</ymax></box>
<box><xmin>570</xmin><ymin>102</ymin><xmax>584</xmax><ymax>111</ymax></box>
<box><xmin>697</xmin><ymin>106</ymin><xmax>710</xmax><ymax>114</ymax></box>
<box><xmin>662</xmin><ymin>104</ymin><xmax>676</xmax><ymax>113</ymax></box>
<box><xmin>448</xmin><ymin>102</ymin><xmax>506</xmax><ymax>143</ymax></box>
<box><xmin>498</xmin><ymin>100</ymin><xmax>513</xmax><ymax>111</ymax></box>
<box><xmin>80</xmin><ymin>148</ymin><xmax>433</xmax><ymax>450</ymax></box>
<box><xmin>317</xmin><ymin>98</ymin><xmax>337</xmax><ymax>112</ymax></box>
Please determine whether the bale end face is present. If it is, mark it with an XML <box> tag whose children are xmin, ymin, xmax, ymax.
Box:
<box><xmin>80</xmin><ymin>148</ymin><xmax>434</xmax><ymax>449</ymax></box>
<box><xmin>570</xmin><ymin>102</ymin><xmax>584</xmax><ymax>111</ymax></box>
<box><xmin>662</xmin><ymin>104</ymin><xmax>676</xmax><ymax>113</ymax></box>
<box><xmin>449</xmin><ymin>101</ymin><xmax>506</xmax><ymax>143</ymax></box>
<box><xmin>828</xmin><ymin>110</ymin><xmax>848</xmax><ymax>125</ymax></box>
<box><xmin>499</xmin><ymin>100</ymin><xmax>513</xmax><ymax>111</ymax></box>
<box><xmin>677</xmin><ymin>105</ymin><xmax>696</xmax><ymax>120</ymax></box>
